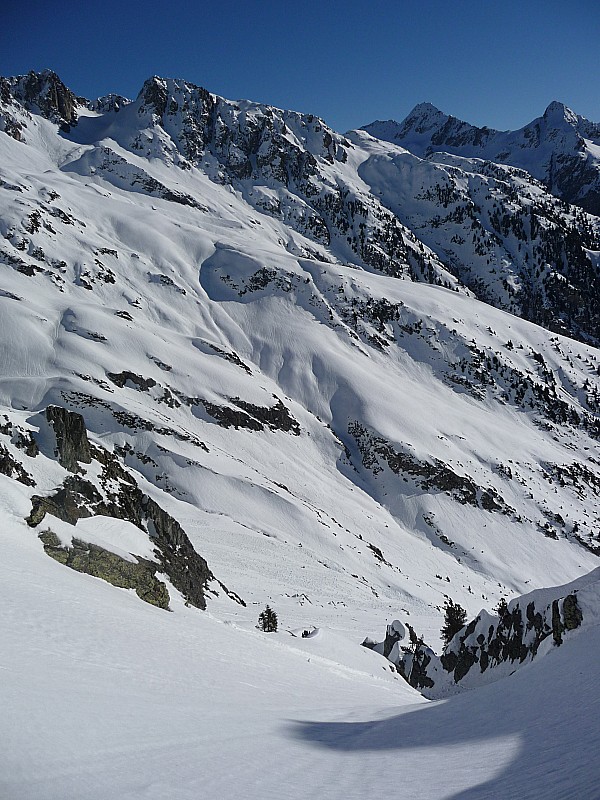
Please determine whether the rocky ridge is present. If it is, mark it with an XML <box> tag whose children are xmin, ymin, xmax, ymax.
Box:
<box><xmin>2</xmin><ymin>404</ymin><xmax>241</xmax><ymax>611</ymax></box>
<box><xmin>2</xmin><ymin>71</ymin><xmax>599</xmax><ymax>347</ymax></box>
<box><xmin>364</xmin><ymin>100</ymin><xmax>600</xmax><ymax>215</ymax></box>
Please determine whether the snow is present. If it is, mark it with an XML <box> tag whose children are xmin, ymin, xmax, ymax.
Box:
<box><xmin>3</xmin><ymin>510</ymin><xmax>600</xmax><ymax>799</ymax></box>
<box><xmin>1</xmin><ymin>72</ymin><xmax>599</xmax><ymax>799</ymax></box>
<box><xmin>363</xmin><ymin>100</ymin><xmax>600</xmax><ymax>212</ymax></box>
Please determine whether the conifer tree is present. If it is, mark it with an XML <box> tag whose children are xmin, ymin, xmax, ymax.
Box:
<box><xmin>258</xmin><ymin>605</ymin><xmax>278</xmax><ymax>632</ymax></box>
<box><xmin>494</xmin><ymin>597</ymin><xmax>509</xmax><ymax>617</ymax></box>
<box><xmin>441</xmin><ymin>598</ymin><xmax>467</xmax><ymax>647</ymax></box>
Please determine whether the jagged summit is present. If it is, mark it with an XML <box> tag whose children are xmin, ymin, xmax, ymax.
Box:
<box><xmin>89</xmin><ymin>92</ymin><xmax>131</xmax><ymax>114</ymax></box>
<box><xmin>401</xmin><ymin>101</ymin><xmax>450</xmax><ymax>127</ymax></box>
<box><xmin>365</xmin><ymin>99</ymin><xmax>600</xmax><ymax>215</ymax></box>
<box><xmin>1</xmin><ymin>68</ymin><xmax>83</xmax><ymax>129</ymax></box>
<box><xmin>2</xmin><ymin>68</ymin><xmax>599</xmax><ymax>344</ymax></box>
<box><xmin>542</xmin><ymin>99</ymin><xmax>578</xmax><ymax>124</ymax></box>
<box><xmin>408</xmin><ymin>101</ymin><xmax>443</xmax><ymax>115</ymax></box>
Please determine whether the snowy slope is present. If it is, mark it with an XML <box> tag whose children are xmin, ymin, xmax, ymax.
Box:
<box><xmin>3</xmin><ymin>496</ymin><xmax>600</xmax><ymax>800</ymax></box>
<box><xmin>352</xmin><ymin>130</ymin><xmax>600</xmax><ymax>344</ymax></box>
<box><xmin>0</xmin><ymin>66</ymin><xmax>598</xmax><ymax>636</ymax></box>
<box><xmin>1</xmin><ymin>70</ymin><xmax>600</xmax><ymax>798</ymax></box>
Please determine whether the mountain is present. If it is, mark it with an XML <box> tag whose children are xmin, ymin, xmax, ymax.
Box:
<box><xmin>364</xmin><ymin>100</ymin><xmax>600</xmax><ymax>216</ymax></box>
<box><xmin>352</xmin><ymin>129</ymin><xmax>600</xmax><ymax>344</ymax></box>
<box><xmin>1</xmin><ymin>70</ymin><xmax>599</xmax><ymax>798</ymax></box>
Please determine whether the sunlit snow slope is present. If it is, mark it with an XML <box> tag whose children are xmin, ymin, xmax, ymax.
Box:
<box><xmin>1</xmin><ymin>70</ymin><xmax>600</xmax><ymax>799</ymax></box>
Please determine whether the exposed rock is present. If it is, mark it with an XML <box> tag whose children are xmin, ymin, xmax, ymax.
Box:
<box><xmin>383</xmin><ymin>619</ymin><xmax>405</xmax><ymax>658</ymax></box>
<box><xmin>131</xmin><ymin>77</ymin><xmax>450</xmax><ymax>286</ymax></box>
<box><xmin>369</xmin><ymin>587</ymin><xmax>585</xmax><ymax>697</ymax></box>
<box><xmin>89</xmin><ymin>94</ymin><xmax>130</xmax><ymax>114</ymax></box>
<box><xmin>27</xmin><ymin>471</ymin><xmax>213</xmax><ymax>608</ymax></box>
<box><xmin>12</xmin><ymin>429</ymin><xmax>39</xmax><ymax>457</ymax></box>
<box><xmin>107</xmin><ymin>371</ymin><xmax>157</xmax><ymax>391</ymax></box>
<box><xmin>0</xmin><ymin>443</ymin><xmax>35</xmax><ymax>486</ymax></box>
<box><xmin>396</xmin><ymin>647</ymin><xmax>435</xmax><ymax>690</ymax></box>
<box><xmin>200</xmin><ymin>397</ymin><xmax>300</xmax><ymax>434</ymax></box>
<box><xmin>364</xmin><ymin>101</ymin><xmax>600</xmax><ymax>216</ymax></box>
<box><xmin>39</xmin><ymin>530</ymin><xmax>170</xmax><ymax>608</ymax></box>
<box><xmin>27</xmin><ymin>475</ymin><xmax>103</xmax><ymax>527</ymax></box>
<box><xmin>563</xmin><ymin>593</ymin><xmax>584</xmax><ymax>630</ymax></box>
<box><xmin>25</xmin><ymin>412</ymin><xmax>229</xmax><ymax>611</ymax></box>
<box><xmin>45</xmin><ymin>405</ymin><xmax>91</xmax><ymax>472</ymax></box>
<box><xmin>349</xmin><ymin>421</ymin><xmax>513</xmax><ymax>514</ymax></box>
<box><xmin>201</xmin><ymin>400</ymin><xmax>263</xmax><ymax>431</ymax></box>
<box><xmin>230</xmin><ymin>398</ymin><xmax>301</xmax><ymax>434</ymax></box>
<box><xmin>7</xmin><ymin>69</ymin><xmax>81</xmax><ymax>129</ymax></box>
<box><xmin>143</xmin><ymin>496</ymin><xmax>212</xmax><ymax>610</ymax></box>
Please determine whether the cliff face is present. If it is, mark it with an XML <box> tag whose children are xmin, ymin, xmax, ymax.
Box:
<box><xmin>4</xmin><ymin>69</ymin><xmax>82</xmax><ymax>129</ymax></box>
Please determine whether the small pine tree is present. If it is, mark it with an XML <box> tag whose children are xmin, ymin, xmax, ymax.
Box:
<box><xmin>258</xmin><ymin>605</ymin><xmax>278</xmax><ymax>633</ymax></box>
<box><xmin>441</xmin><ymin>598</ymin><xmax>467</xmax><ymax>647</ymax></box>
<box><xmin>494</xmin><ymin>597</ymin><xmax>509</xmax><ymax>617</ymax></box>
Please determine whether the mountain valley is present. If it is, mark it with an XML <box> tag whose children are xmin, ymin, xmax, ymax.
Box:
<box><xmin>1</xmin><ymin>69</ymin><xmax>599</xmax><ymax>799</ymax></box>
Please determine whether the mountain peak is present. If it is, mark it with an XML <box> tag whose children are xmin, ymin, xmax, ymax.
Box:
<box><xmin>406</xmin><ymin>101</ymin><xmax>446</xmax><ymax>118</ymax></box>
<box><xmin>542</xmin><ymin>100</ymin><xmax>578</xmax><ymax>126</ymax></box>
<box><xmin>2</xmin><ymin>68</ymin><xmax>83</xmax><ymax>129</ymax></box>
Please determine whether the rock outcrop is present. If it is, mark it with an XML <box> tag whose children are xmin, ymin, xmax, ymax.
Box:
<box><xmin>39</xmin><ymin>529</ymin><xmax>170</xmax><ymax>608</ymax></box>
<box><xmin>26</xmin><ymin>406</ymin><xmax>241</xmax><ymax>611</ymax></box>
<box><xmin>5</xmin><ymin>69</ymin><xmax>81</xmax><ymax>129</ymax></box>
<box><xmin>45</xmin><ymin>405</ymin><xmax>92</xmax><ymax>472</ymax></box>
<box><xmin>367</xmin><ymin>572</ymin><xmax>596</xmax><ymax>699</ymax></box>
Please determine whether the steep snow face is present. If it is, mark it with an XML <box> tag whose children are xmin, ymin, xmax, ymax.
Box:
<box><xmin>364</xmin><ymin>101</ymin><xmax>600</xmax><ymax>216</ymax></box>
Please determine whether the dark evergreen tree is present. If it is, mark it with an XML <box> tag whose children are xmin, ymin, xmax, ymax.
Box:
<box><xmin>494</xmin><ymin>597</ymin><xmax>509</xmax><ymax>617</ymax></box>
<box><xmin>441</xmin><ymin>598</ymin><xmax>467</xmax><ymax>647</ymax></box>
<box><xmin>258</xmin><ymin>605</ymin><xmax>278</xmax><ymax>632</ymax></box>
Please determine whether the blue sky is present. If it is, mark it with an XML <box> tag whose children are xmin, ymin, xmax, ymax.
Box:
<box><xmin>3</xmin><ymin>0</ymin><xmax>599</xmax><ymax>133</ymax></box>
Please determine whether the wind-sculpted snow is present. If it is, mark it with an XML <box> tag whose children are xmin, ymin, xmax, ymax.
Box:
<box><xmin>0</xmin><ymin>69</ymin><xmax>599</xmax><ymax>799</ymax></box>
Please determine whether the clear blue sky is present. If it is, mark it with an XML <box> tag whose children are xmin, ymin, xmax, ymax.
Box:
<box><xmin>2</xmin><ymin>0</ymin><xmax>599</xmax><ymax>133</ymax></box>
